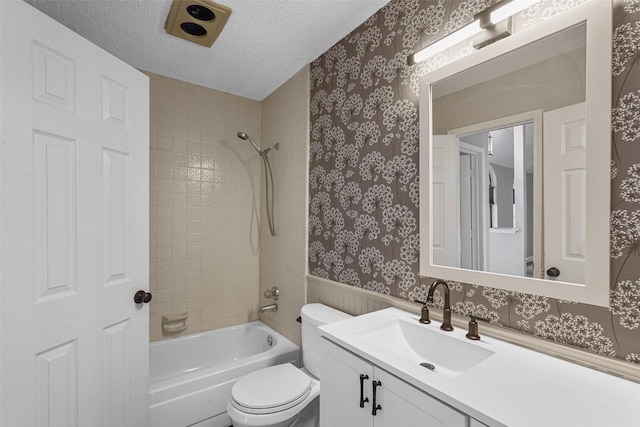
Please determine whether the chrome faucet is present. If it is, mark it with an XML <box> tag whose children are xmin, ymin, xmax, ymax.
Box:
<box><xmin>259</xmin><ymin>304</ymin><xmax>277</xmax><ymax>313</ymax></box>
<box><xmin>427</xmin><ymin>279</ymin><xmax>453</xmax><ymax>331</ymax></box>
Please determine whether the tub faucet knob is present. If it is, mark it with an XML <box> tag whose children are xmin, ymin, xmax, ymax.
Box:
<box><xmin>264</xmin><ymin>286</ymin><xmax>280</xmax><ymax>300</ymax></box>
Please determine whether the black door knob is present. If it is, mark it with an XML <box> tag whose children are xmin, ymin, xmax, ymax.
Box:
<box><xmin>134</xmin><ymin>290</ymin><xmax>153</xmax><ymax>304</ymax></box>
<box><xmin>546</xmin><ymin>267</ymin><xmax>560</xmax><ymax>278</ymax></box>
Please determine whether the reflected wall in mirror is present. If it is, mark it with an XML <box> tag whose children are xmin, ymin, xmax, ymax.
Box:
<box><xmin>419</xmin><ymin>1</ymin><xmax>611</xmax><ymax>306</ymax></box>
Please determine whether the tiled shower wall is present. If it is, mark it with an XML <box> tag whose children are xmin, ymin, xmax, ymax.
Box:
<box><xmin>259</xmin><ymin>67</ymin><xmax>311</xmax><ymax>346</ymax></box>
<box><xmin>147</xmin><ymin>71</ymin><xmax>262</xmax><ymax>341</ymax></box>
<box><xmin>308</xmin><ymin>0</ymin><xmax>640</xmax><ymax>363</ymax></box>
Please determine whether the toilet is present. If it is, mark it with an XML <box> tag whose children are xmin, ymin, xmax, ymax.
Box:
<box><xmin>226</xmin><ymin>303</ymin><xmax>351</xmax><ymax>427</ymax></box>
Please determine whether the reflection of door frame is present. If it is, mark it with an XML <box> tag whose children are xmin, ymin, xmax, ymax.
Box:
<box><xmin>458</xmin><ymin>142</ymin><xmax>487</xmax><ymax>271</ymax></box>
<box><xmin>448</xmin><ymin>109</ymin><xmax>543</xmax><ymax>279</ymax></box>
<box><xmin>488</xmin><ymin>165</ymin><xmax>498</xmax><ymax>228</ymax></box>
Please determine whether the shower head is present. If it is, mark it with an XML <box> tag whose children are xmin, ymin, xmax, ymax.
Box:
<box><xmin>236</xmin><ymin>131</ymin><xmax>261</xmax><ymax>154</ymax></box>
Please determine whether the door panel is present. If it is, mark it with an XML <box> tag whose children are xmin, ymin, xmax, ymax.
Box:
<box><xmin>35</xmin><ymin>340</ymin><xmax>79</xmax><ymax>427</ymax></box>
<box><xmin>1</xmin><ymin>2</ymin><xmax>149</xmax><ymax>426</ymax></box>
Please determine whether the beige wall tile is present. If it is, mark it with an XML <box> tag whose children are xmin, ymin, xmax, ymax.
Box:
<box><xmin>146</xmin><ymin>71</ymin><xmax>262</xmax><ymax>341</ymax></box>
<box><xmin>258</xmin><ymin>66</ymin><xmax>311</xmax><ymax>347</ymax></box>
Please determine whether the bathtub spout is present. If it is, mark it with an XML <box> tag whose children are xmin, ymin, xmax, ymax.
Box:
<box><xmin>260</xmin><ymin>304</ymin><xmax>277</xmax><ymax>313</ymax></box>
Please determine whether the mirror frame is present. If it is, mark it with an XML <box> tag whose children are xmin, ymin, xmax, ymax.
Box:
<box><xmin>419</xmin><ymin>0</ymin><xmax>612</xmax><ymax>307</ymax></box>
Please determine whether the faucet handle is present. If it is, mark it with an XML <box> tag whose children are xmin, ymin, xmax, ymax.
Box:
<box><xmin>414</xmin><ymin>300</ymin><xmax>431</xmax><ymax>324</ymax></box>
<box><xmin>465</xmin><ymin>316</ymin><xmax>489</xmax><ymax>340</ymax></box>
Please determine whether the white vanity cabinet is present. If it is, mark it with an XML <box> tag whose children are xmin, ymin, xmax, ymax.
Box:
<box><xmin>319</xmin><ymin>337</ymin><xmax>467</xmax><ymax>427</ymax></box>
<box><xmin>319</xmin><ymin>307</ymin><xmax>640</xmax><ymax>427</ymax></box>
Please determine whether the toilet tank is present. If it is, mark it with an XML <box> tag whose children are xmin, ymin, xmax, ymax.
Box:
<box><xmin>300</xmin><ymin>303</ymin><xmax>351</xmax><ymax>378</ymax></box>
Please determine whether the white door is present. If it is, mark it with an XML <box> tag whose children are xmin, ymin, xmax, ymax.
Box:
<box><xmin>543</xmin><ymin>102</ymin><xmax>586</xmax><ymax>284</ymax></box>
<box><xmin>1</xmin><ymin>2</ymin><xmax>150</xmax><ymax>426</ymax></box>
<box><xmin>431</xmin><ymin>136</ymin><xmax>459</xmax><ymax>268</ymax></box>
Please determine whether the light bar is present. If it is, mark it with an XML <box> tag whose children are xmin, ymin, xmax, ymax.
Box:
<box><xmin>490</xmin><ymin>0</ymin><xmax>542</xmax><ymax>25</ymax></box>
<box><xmin>409</xmin><ymin>20</ymin><xmax>483</xmax><ymax>64</ymax></box>
<box><xmin>409</xmin><ymin>0</ymin><xmax>543</xmax><ymax>65</ymax></box>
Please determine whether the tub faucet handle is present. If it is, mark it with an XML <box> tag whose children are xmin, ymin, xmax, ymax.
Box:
<box><xmin>264</xmin><ymin>286</ymin><xmax>280</xmax><ymax>300</ymax></box>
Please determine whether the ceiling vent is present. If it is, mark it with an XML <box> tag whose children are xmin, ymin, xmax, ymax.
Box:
<box><xmin>165</xmin><ymin>0</ymin><xmax>231</xmax><ymax>47</ymax></box>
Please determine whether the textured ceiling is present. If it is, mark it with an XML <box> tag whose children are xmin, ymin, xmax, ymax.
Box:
<box><xmin>26</xmin><ymin>0</ymin><xmax>391</xmax><ymax>101</ymax></box>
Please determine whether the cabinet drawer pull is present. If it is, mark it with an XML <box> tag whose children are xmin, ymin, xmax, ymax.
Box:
<box><xmin>359</xmin><ymin>374</ymin><xmax>369</xmax><ymax>408</ymax></box>
<box><xmin>372</xmin><ymin>380</ymin><xmax>382</xmax><ymax>416</ymax></box>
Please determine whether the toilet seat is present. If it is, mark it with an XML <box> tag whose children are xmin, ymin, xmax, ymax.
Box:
<box><xmin>231</xmin><ymin>364</ymin><xmax>312</xmax><ymax>415</ymax></box>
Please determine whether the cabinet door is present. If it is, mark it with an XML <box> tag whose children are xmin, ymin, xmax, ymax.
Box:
<box><xmin>319</xmin><ymin>338</ymin><xmax>373</xmax><ymax>427</ymax></box>
<box><xmin>373</xmin><ymin>369</ymin><xmax>467</xmax><ymax>427</ymax></box>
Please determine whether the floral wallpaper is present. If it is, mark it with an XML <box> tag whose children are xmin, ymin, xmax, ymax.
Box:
<box><xmin>308</xmin><ymin>0</ymin><xmax>640</xmax><ymax>364</ymax></box>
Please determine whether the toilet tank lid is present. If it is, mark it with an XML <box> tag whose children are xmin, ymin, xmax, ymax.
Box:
<box><xmin>300</xmin><ymin>303</ymin><xmax>351</xmax><ymax>326</ymax></box>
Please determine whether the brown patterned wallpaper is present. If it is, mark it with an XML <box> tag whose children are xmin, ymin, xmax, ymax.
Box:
<box><xmin>308</xmin><ymin>0</ymin><xmax>640</xmax><ymax>364</ymax></box>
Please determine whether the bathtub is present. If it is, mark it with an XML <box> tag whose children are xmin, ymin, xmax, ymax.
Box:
<box><xmin>149</xmin><ymin>321</ymin><xmax>300</xmax><ymax>427</ymax></box>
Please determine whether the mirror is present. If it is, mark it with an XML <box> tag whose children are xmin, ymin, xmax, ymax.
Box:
<box><xmin>419</xmin><ymin>1</ymin><xmax>612</xmax><ymax>306</ymax></box>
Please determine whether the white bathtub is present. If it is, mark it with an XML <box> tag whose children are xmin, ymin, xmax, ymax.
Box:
<box><xmin>149</xmin><ymin>321</ymin><xmax>300</xmax><ymax>427</ymax></box>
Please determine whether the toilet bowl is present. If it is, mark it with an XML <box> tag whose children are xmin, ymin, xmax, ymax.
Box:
<box><xmin>226</xmin><ymin>304</ymin><xmax>351</xmax><ymax>427</ymax></box>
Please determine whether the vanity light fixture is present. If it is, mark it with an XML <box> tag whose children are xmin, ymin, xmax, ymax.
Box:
<box><xmin>408</xmin><ymin>0</ymin><xmax>542</xmax><ymax>65</ymax></box>
<box><xmin>487</xmin><ymin>132</ymin><xmax>494</xmax><ymax>157</ymax></box>
<box><xmin>487</xmin><ymin>0</ymin><xmax>541</xmax><ymax>25</ymax></box>
<box><xmin>408</xmin><ymin>20</ymin><xmax>483</xmax><ymax>65</ymax></box>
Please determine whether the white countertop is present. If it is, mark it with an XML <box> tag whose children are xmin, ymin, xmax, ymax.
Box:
<box><xmin>319</xmin><ymin>307</ymin><xmax>640</xmax><ymax>427</ymax></box>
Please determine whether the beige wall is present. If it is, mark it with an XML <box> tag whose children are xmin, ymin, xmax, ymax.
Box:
<box><xmin>258</xmin><ymin>66</ymin><xmax>311</xmax><ymax>346</ymax></box>
<box><xmin>146</xmin><ymin>71</ymin><xmax>263</xmax><ymax>341</ymax></box>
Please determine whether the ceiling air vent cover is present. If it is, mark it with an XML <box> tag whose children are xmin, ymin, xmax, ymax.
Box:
<box><xmin>166</xmin><ymin>0</ymin><xmax>231</xmax><ymax>47</ymax></box>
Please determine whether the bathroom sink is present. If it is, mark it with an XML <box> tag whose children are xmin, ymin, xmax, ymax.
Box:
<box><xmin>354</xmin><ymin>318</ymin><xmax>494</xmax><ymax>377</ymax></box>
